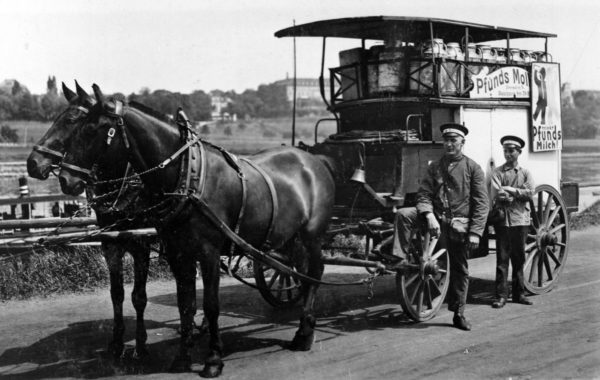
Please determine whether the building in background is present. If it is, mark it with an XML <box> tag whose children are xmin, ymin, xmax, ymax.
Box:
<box><xmin>272</xmin><ymin>76</ymin><xmax>330</xmax><ymax>115</ymax></box>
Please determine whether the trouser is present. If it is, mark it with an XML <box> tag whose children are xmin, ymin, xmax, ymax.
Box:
<box><xmin>395</xmin><ymin>207</ymin><xmax>470</xmax><ymax>314</ymax></box>
<box><xmin>495</xmin><ymin>225</ymin><xmax>528</xmax><ymax>300</ymax></box>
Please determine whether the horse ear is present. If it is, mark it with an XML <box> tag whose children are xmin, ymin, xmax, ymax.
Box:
<box><xmin>62</xmin><ymin>82</ymin><xmax>77</xmax><ymax>102</ymax></box>
<box><xmin>75</xmin><ymin>80</ymin><xmax>90</xmax><ymax>100</ymax></box>
<box><xmin>92</xmin><ymin>83</ymin><xmax>105</xmax><ymax>104</ymax></box>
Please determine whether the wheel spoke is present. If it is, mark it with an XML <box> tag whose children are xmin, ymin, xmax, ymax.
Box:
<box><xmin>417</xmin><ymin>282</ymin><xmax>424</xmax><ymax>314</ymax></box>
<box><xmin>525</xmin><ymin>241</ymin><xmax>537</xmax><ymax>253</ymax></box>
<box><xmin>547</xmin><ymin>248</ymin><xmax>561</xmax><ymax>266</ymax></box>
<box><xmin>429</xmin><ymin>277</ymin><xmax>442</xmax><ymax>298</ymax></box>
<box><xmin>528</xmin><ymin>252</ymin><xmax>539</xmax><ymax>283</ymax></box>
<box><xmin>405</xmin><ymin>273</ymin><xmax>419</xmax><ymax>288</ymax></box>
<box><xmin>543</xmin><ymin>250</ymin><xmax>554</xmax><ymax>281</ymax></box>
<box><xmin>537</xmin><ymin>249</ymin><xmax>545</xmax><ymax>286</ymax></box>
<box><xmin>431</xmin><ymin>249</ymin><xmax>447</xmax><ymax>261</ymax></box>
<box><xmin>537</xmin><ymin>192</ymin><xmax>544</xmax><ymax>223</ymax></box>
<box><xmin>543</xmin><ymin>195</ymin><xmax>554</xmax><ymax>224</ymax></box>
<box><xmin>556</xmin><ymin>242</ymin><xmax>566</xmax><ymax>247</ymax></box>
<box><xmin>525</xmin><ymin>248</ymin><xmax>539</xmax><ymax>267</ymax></box>
<box><xmin>267</xmin><ymin>271</ymin><xmax>280</xmax><ymax>288</ymax></box>
<box><xmin>549</xmin><ymin>224</ymin><xmax>566</xmax><ymax>234</ymax></box>
<box><xmin>530</xmin><ymin>199</ymin><xmax>540</xmax><ymax>229</ymax></box>
<box><xmin>547</xmin><ymin>204</ymin><xmax>562</xmax><ymax>227</ymax></box>
<box><xmin>424</xmin><ymin>280</ymin><xmax>433</xmax><ymax>309</ymax></box>
<box><xmin>286</xmin><ymin>275</ymin><xmax>293</xmax><ymax>301</ymax></box>
<box><xmin>410</xmin><ymin>280</ymin><xmax>422</xmax><ymax>305</ymax></box>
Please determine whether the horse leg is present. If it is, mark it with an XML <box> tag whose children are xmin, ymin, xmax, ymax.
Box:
<box><xmin>168</xmin><ymin>253</ymin><xmax>197</xmax><ymax>373</ymax></box>
<box><xmin>290</xmin><ymin>237</ymin><xmax>323</xmax><ymax>351</ymax></box>
<box><xmin>130</xmin><ymin>240</ymin><xmax>151</xmax><ymax>359</ymax></box>
<box><xmin>103</xmin><ymin>241</ymin><xmax>126</xmax><ymax>358</ymax></box>
<box><xmin>198</xmin><ymin>253</ymin><xmax>224</xmax><ymax>378</ymax></box>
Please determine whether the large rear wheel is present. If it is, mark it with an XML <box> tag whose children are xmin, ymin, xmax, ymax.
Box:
<box><xmin>253</xmin><ymin>259</ymin><xmax>302</xmax><ymax>308</ymax></box>
<box><xmin>524</xmin><ymin>185</ymin><xmax>569</xmax><ymax>294</ymax></box>
<box><xmin>397</xmin><ymin>230</ymin><xmax>450</xmax><ymax>321</ymax></box>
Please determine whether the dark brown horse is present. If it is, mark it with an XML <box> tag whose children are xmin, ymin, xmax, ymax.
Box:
<box><xmin>57</xmin><ymin>84</ymin><xmax>335</xmax><ymax>377</ymax></box>
<box><xmin>27</xmin><ymin>82</ymin><xmax>154</xmax><ymax>359</ymax></box>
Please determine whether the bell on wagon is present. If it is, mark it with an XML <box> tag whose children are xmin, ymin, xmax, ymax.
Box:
<box><xmin>350</xmin><ymin>166</ymin><xmax>366</xmax><ymax>183</ymax></box>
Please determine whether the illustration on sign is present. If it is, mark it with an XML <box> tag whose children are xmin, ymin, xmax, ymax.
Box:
<box><xmin>530</xmin><ymin>63</ymin><xmax>562</xmax><ymax>152</ymax></box>
<box><xmin>469</xmin><ymin>66</ymin><xmax>530</xmax><ymax>99</ymax></box>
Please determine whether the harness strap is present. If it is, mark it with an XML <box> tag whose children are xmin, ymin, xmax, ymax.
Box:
<box><xmin>33</xmin><ymin>145</ymin><xmax>64</xmax><ymax>160</ymax></box>
<box><xmin>229</xmin><ymin>165</ymin><xmax>247</xmax><ymax>257</ymax></box>
<box><xmin>241</xmin><ymin>158</ymin><xmax>278</xmax><ymax>250</ymax></box>
<box><xmin>60</xmin><ymin>162</ymin><xmax>93</xmax><ymax>178</ymax></box>
<box><xmin>187</xmin><ymin>195</ymin><xmax>370</xmax><ymax>287</ymax></box>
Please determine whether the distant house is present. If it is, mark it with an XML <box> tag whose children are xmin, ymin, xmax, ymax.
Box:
<box><xmin>210</xmin><ymin>92</ymin><xmax>236</xmax><ymax>121</ymax></box>
<box><xmin>272</xmin><ymin>77</ymin><xmax>330</xmax><ymax>102</ymax></box>
<box><xmin>272</xmin><ymin>77</ymin><xmax>330</xmax><ymax>115</ymax></box>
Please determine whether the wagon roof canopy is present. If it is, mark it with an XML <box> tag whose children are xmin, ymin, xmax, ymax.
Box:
<box><xmin>275</xmin><ymin>16</ymin><xmax>556</xmax><ymax>42</ymax></box>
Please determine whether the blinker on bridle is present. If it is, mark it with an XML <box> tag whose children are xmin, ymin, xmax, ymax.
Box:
<box><xmin>60</xmin><ymin>100</ymin><xmax>130</xmax><ymax>181</ymax></box>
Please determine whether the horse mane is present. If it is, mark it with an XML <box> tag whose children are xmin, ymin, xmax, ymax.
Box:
<box><xmin>128</xmin><ymin>100</ymin><xmax>173</xmax><ymax>124</ymax></box>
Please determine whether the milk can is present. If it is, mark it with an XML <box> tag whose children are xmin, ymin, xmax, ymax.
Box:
<box><xmin>508</xmin><ymin>48</ymin><xmax>523</xmax><ymax>63</ymax></box>
<box><xmin>534</xmin><ymin>51</ymin><xmax>553</xmax><ymax>62</ymax></box>
<box><xmin>493</xmin><ymin>48</ymin><xmax>507</xmax><ymax>64</ymax></box>
<box><xmin>521</xmin><ymin>50</ymin><xmax>534</xmax><ymax>64</ymax></box>
<box><xmin>476</xmin><ymin>44</ymin><xmax>496</xmax><ymax>62</ymax></box>
<box><xmin>446</xmin><ymin>42</ymin><xmax>464</xmax><ymax>60</ymax></box>
<box><xmin>464</xmin><ymin>43</ymin><xmax>481</xmax><ymax>61</ymax></box>
<box><xmin>421</xmin><ymin>38</ymin><xmax>447</xmax><ymax>58</ymax></box>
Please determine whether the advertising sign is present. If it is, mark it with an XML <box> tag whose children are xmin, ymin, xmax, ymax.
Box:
<box><xmin>530</xmin><ymin>63</ymin><xmax>562</xmax><ymax>152</ymax></box>
<box><xmin>469</xmin><ymin>66</ymin><xmax>530</xmax><ymax>99</ymax></box>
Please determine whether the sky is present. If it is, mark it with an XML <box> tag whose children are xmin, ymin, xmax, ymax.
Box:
<box><xmin>1</xmin><ymin>0</ymin><xmax>599</xmax><ymax>95</ymax></box>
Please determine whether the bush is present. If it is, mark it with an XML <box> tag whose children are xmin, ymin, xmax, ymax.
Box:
<box><xmin>0</xmin><ymin>124</ymin><xmax>19</xmax><ymax>143</ymax></box>
<box><xmin>223</xmin><ymin>126</ymin><xmax>233</xmax><ymax>136</ymax></box>
<box><xmin>0</xmin><ymin>245</ymin><xmax>172</xmax><ymax>301</ymax></box>
<box><xmin>200</xmin><ymin>124</ymin><xmax>210</xmax><ymax>135</ymax></box>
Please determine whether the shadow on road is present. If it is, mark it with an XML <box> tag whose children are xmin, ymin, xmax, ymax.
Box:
<box><xmin>0</xmin><ymin>273</ymin><xmax>498</xmax><ymax>378</ymax></box>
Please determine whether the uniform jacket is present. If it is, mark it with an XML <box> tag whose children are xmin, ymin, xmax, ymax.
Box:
<box><xmin>491</xmin><ymin>163</ymin><xmax>534</xmax><ymax>227</ymax></box>
<box><xmin>416</xmin><ymin>154</ymin><xmax>489</xmax><ymax>237</ymax></box>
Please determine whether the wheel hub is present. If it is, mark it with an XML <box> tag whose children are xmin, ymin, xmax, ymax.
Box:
<box><xmin>423</xmin><ymin>260</ymin><xmax>440</xmax><ymax>276</ymax></box>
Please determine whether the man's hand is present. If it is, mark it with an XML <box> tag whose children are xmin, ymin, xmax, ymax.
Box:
<box><xmin>467</xmin><ymin>233</ymin><xmax>480</xmax><ymax>251</ymax></box>
<box><xmin>502</xmin><ymin>186</ymin><xmax>517</xmax><ymax>195</ymax></box>
<box><xmin>426</xmin><ymin>213</ymin><xmax>440</xmax><ymax>237</ymax></box>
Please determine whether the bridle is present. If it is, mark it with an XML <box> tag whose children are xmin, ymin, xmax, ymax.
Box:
<box><xmin>32</xmin><ymin>104</ymin><xmax>90</xmax><ymax>176</ymax></box>
<box><xmin>60</xmin><ymin>100</ymin><xmax>201</xmax><ymax>186</ymax></box>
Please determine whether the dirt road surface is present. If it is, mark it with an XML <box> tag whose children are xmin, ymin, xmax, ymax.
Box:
<box><xmin>1</xmin><ymin>226</ymin><xmax>599</xmax><ymax>379</ymax></box>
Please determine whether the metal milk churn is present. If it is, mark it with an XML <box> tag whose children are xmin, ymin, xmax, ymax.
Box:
<box><xmin>509</xmin><ymin>48</ymin><xmax>523</xmax><ymax>63</ymax></box>
<box><xmin>534</xmin><ymin>51</ymin><xmax>552</xmax><ymax>62</ymax></box>
<box><xmin>476</xmin><ymin>44</ymin><xmax>495</xmax><ymax>62</ymax></box>
<box><xmin>446</xmin><ymin>42</ymin><xmax>464</xmax><ymax>60</ymax></box>
<box><xmin>521</xmin><ymin>50</ymin><xmax>534</xmax><ymax>63</ymax></box>
<box><xmin>464</xmin><ymin>43</ymin><xmax>481</xmax><ymax>61</ymax></box>
<box><xmin>421</xmin><ymin>38</ymin><xmax>447</xmax><ymax>58</ymax></box>
<box><xmin>493</xmin><ymin>48</ymin><xmax>507</xmax><ymax>64</ymax></box>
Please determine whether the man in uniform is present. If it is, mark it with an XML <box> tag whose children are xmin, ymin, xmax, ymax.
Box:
<box><xmin>491</xmin><ymin>135</ymin><xmax>534</xmax><ymax>308</ymax></box>
<box><xmin>394</xmin><ymin>123</ymin><xmax>489</xmax><ymax>330</ymax></box>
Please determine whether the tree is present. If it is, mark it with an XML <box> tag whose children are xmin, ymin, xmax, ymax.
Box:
<box><xmin>0</xmin><ymin>124</ymin><xmax>19</xmax><ymax>143</ymax></box>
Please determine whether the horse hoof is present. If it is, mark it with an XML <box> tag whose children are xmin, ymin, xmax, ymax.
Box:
<box><xmin>289</xmin><ymin>333</ymin><xmax>314</xmax><ymax>351</ymax></box>
<box><xmin>199</xmin><ymin>362</ymin><xmax>224</xmax><ymax>378</ymax></box>
<box><xmin>169</xmin><ymin>355</ymin><xmax>192</xmax><ymax>373</ymax></box>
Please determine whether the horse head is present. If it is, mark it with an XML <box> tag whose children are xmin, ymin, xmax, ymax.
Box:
<box><xmin>58</xmin><ymin>84</ymin><xmax>132</xmax><ymax>195</ymax></box>
<box><xmin>27</xmin><ymin>81</ymin><xmax>96</xmax><ymax>179</ymax></box>
<box><xmin>59</xmin><ymin>83</ymin><xmax>182</xmax><ymax>196</ymax></box>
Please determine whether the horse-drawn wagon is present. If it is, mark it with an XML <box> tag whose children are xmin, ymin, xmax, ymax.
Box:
<box><xmin>270</xmin><ymin>16</ymin><xmax>578</xmax><ymax>320</ymax></box>
<box><xmin>26</xmin><ymin>15</ymin><xmax>578</xmax><ymax>377</ymax></box>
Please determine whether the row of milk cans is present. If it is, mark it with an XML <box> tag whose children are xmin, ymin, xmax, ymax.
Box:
<box><xmin>420</xmin><ymin>38</ymin><xmax>552</xmax><ymax>63</ymax></box>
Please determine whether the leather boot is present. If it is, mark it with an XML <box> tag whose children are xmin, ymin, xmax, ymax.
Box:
<box><xmin>492</xmin><ymin>297</ymin><xmax>506</xmax><ymax>308</ymax></box>
<box><xmin>453</xmin><ymin>312</ymin><xmax>472</xmax><ymax>331</ymax></box>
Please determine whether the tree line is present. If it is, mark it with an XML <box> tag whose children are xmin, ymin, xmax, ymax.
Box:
<box><xmin>0</xmin><ymin>76</ymin><xmax>296</xmax><ymax>123</ymax></box>
<box><xmin>562</xmin><ymin>90</ymin><xmax>600</xmax><ymax>138</ymax></box>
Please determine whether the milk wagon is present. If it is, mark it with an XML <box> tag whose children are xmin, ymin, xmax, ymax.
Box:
<box><xmin>256</xmin><ymin>16</ymin><xmax>579</xmax><ymax>321</ymax></box>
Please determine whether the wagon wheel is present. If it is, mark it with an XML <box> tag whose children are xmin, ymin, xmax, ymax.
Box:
<box><xmin>523</xmin><ymin>185</ymin><xmax>569</xmax><ymax>294</ymax></box>
<box><xmin>396</xmin><ymin>229</ymin><xmax>450</xmax><ymax>322</ymax></box>
<box><xmin>253</xmin><ymin>259</ymin><xmax>302</xmax><ymax>309</ymax></box>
